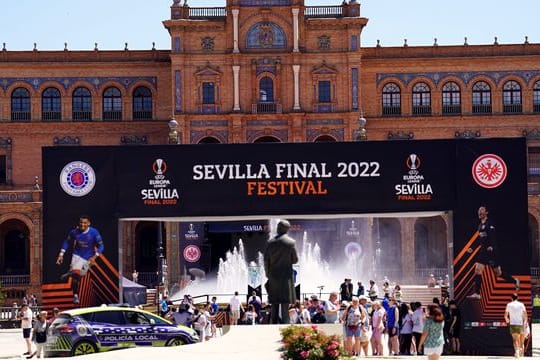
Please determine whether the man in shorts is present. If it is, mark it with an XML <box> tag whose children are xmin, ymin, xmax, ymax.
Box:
<box><xmin>19</xmin><ymin>303</ymin><xmax>33</xmax><ymax>356</ymax></box>
<box><xmin>56</xmin><ymin>215</ymin><xmax>104</xmax><ymax>304</ymax></box>
<box><xmin>504</xmin><ymin>293</ymin><xmax>527</xmax><ymax>358</ymax></box>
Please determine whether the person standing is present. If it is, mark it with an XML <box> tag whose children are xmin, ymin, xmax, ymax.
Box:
<box><xmin>19</xmin><ymin>303</ymin><xmax>33</xmax><ymax>356</ymax></box>
<box><xmin>356</xmin><ymin>281</ymin><xmax>365</xmax><ymax>297</ymax></box>
<box><xmin>248</xmin><ymin>291</ymin><xmax>262</xmax><ymax>319</ymax></box>
<box><xmin>229</xmin><ymin>291</ymin><xmax>243</xmax><ymax>325</ymax></box>
<box><xmin>132</xmin><ymin>269</ymin><xmax>139</xmax><ymax>283</ymax></box>
<box><xmin>324</xmin><ymin>292</ymin><xmax>340</xmax><ymax>324</ymax></box>
<box><xmin>264</xmin><ymin>219</ymin><xmax>299</xmax><ymax>324</ymax></box>
<box><xmin>56</xmin><ymin>215</ymin><xmax>105</xmax><ymax>304</ymax></box>
<box><xmin>368</xmin><ymin>280</ymin><xmax>379</xmax><ymax>301</ymax></box>
<box><xmin>448</xmin><ymin>300</ymin><xmax>461</xmax><ymax>355</ymax></box>
<box><xmin>387</xmin><ymin>298</ymin><xmax>400</xmax><ymax>356</ymax></box>
<box><xmin>412</xmin><ymin>301</ymin><xmax>425</xmax><ymax>355</ymax></box>
<box><xmin>504</xmin><ymin>293</ymin><xmax>527</xmax><ymax>358</ymax></box>
<box><xmin>418</xmin><ymin>305</ymin><xmax>445</xmax><ymax>360</ymax></box>
<box><xmin>160</xmin><ymin>294</ymin><xmax>169</xmax><ymax>318</ymax></box>
<box><xmin>26</xmin><ymin>311</ymin><xmax>48</xmax><ymax>359</ymax></box>
<box><xmin>341</xmin><ymin>296</ymin><xmax>364</xmax><ymax>356</ymax></box>
<box><xmin>468</xmin><ymin>206</ymin><xmax>519</xmax><ymax>299</ymax></box>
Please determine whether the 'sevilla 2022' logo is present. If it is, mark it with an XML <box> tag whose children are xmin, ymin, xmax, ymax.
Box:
<box><xmin>59</xmin><ymin>161</ymin><xmax>96</xmax><ymax>197</ymax></box>
<box><xmin>141</xmin><ymin>158</ymin><xmax>179</xmax><ymax>205</ymax></box>
<box><xmin>395</xmin><ymin>153</ymin><xmax>433</xmax><ymax>201</ymax></box>
<box><xmin>472</xmin><ymin>154</ymin><xmax>507</xmax><ymax>189</ymax></box>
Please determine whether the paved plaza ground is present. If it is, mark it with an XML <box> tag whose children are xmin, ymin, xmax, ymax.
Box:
<box><xmin>0</xmin><ymin>324</ymin><xmax>538</xmax><ymax>359</ymax></box>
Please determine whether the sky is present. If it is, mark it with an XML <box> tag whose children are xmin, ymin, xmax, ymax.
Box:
<box><xmin>1</xmin><ymin>0</ymin><xmax>537</xmax><ymax>51</ymax></box>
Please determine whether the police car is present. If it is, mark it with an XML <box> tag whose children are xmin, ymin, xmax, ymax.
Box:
<box><xmin>45</xmin><ymin>306</ymin><xmax>199</xmax><ymax>357</ymax></box>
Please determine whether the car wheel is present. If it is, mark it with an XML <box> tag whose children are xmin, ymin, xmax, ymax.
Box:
<box><xmin>71</xmin><ymin>340</ymin><xmax>98</xmax><ymax>356</ymax></box>
<box><xmin>166</xmin><ymin>337</ymin><xmax>186</xmax><ymax>346</ymax></box>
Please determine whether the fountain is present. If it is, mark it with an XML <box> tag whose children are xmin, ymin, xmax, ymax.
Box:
<box><xmin>170</xmin><ymin>218</ymin><xmax>370</xmax><ymax>304</ymax></box>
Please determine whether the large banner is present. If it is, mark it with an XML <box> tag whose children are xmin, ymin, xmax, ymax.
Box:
<box><xmin>42</xmin><ymin>138</ymin><xmax>530</xmax><ymax>355</ymax></box>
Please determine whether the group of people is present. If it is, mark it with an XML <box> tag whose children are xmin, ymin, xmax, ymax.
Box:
<box><xmin>18</xmin><ymin>304</ymin><xmax>60</xmax><ymax>359</ymax></box>
<box><xmin>287</xmin><ymin>289</ymin><xmax>458</xmax><ymax>359</ymax></box>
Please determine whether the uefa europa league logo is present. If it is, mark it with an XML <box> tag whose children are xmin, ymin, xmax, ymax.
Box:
<box><xmin>152</xmin><ymin>158</ymin><xmax>167</xmax><ymax>176</ymax></box>
<box><xmin>407</xmin><ymin>153</ymin><xmax>419</xmax><ymax>170</ymax></box>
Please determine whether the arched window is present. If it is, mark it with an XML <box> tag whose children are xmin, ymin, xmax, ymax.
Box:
<box><xmin>42</xmin><ymin>87</ymin><xmax>62</xmax><ymax>121</ymax></box>
<box><xmin>102</xmin><ymin>86</ymin><xmax>122</xmax><ymax>121</ymax></box>
<box><xmin>72</xmin><ymin>87</ymin><xmax>92</xmax><ymax>121</ymax></box>
<box><xmin>472</xmin><ymin>81</ymin><xmax>491</xmax><ymax>114</ymax></box>
<box><xmin>442</xmin><ymin>82</ymin><xmax>461</xmax><ymax>114</ymax></box>
<box><xmin>534</xmin><ymin>81</ymin><xmax>540</xmax><ymax>113</ymax></box>
<box><xmin>133</xmin><ymin>86</ymin><xmax>153</xmax><ymax>120</ymax></box>
<box><xmin>503</xmin><ymin>80</ymin><xmax>522</xmax><ymax>113</ymax></box>
<box><xmin>11</xmin><ymin>87</ymin><xmax>31</xmax><ymax>121</ymax></box>
<box><xmin>382</xmin><ymin>83</ymin><xmax>401</xmax><ymax>116</ymax></box>
<box><xmin>259</xmin><ymin>77</ymin><xmax>274</xmax><ymax>102</ymax></box>
<box><xmin>412</xmin><ymin>82</ymin><xmax>431</xmax><ymax>115</ymax></box>
<box><xmin>257</xmin><ymin>77</ymin><xmax>276</xmax><ymax>113</ymax></box>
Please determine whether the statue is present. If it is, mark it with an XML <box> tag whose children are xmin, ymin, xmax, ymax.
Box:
<box><xmin>264</xmin><ymin>219</ymin><xmax>298</xmax><ymax>324</ymax></box>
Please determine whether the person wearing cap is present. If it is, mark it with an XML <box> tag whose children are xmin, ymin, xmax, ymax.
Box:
<box><xmin>264</xmin><ymin>219</ymin><xmax>298</xmax><ymax>324</ymax></box>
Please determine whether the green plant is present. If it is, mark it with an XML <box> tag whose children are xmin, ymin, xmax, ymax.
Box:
<box><xmin>279</xmin><ymin>324</ymin><xmax>347</xmax><ymax>360</ymax></box>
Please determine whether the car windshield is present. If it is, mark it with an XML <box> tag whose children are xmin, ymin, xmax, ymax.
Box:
<box><xmin>50</xmin><ymin>314</ymin><xmax>72</xmax><ymax>327</ymax></box>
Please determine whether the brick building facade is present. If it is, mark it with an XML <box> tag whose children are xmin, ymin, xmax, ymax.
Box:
<box><xmin>0</xmin><ymin>0</ymin><xmax>539</xmax><ymax>302</ymax></box>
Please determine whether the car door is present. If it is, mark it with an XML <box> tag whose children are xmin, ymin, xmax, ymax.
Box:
<box><xmin>91</xmin><ymin>310</ymin><xmax>133</xmax><ymax>349</ymax></box>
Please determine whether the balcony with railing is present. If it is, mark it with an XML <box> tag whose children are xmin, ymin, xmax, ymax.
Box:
<box><xmin>0</xmin><ymin>275</ymin><xmax>30</xmax><ymax>286</ymax></box>
<box><xmin>171</xmin><ymin>3</ymin><xmax>359</xmax><ymax>20</ymax></box>
<box><xmin>11</xmin><ymin>111</ymin><xmax>30</xmax><ymax>122</ymax></box>
<box><xmin>41</xmin><ymin>111</ymin><xmax>62</xmax><ymax>121</ymax></box>
<box><xmin>198</xmin><ymin>104</ymin><xmax>221</xmax><ymax>114</ymax></box>
<box><xmin>304</xmin><ymin>5</ymin><xmax>343</xmax><ymax>18</ymax></box>
<box><xmin>412</xmin><ymin>105</ymin><xmax>432</xmax><ymax>115</ymax></box>
<box><xmin>472</xmin><ymin>104</ymin><xmax>492</xmax><ymax>114</ymax></box>
<box><xmin>72</xmin><ymin>111</ymin><xmax>92</xmax><ymax>121</ymax></box>
<box><xmin>382</xmin><ymin>106</ymin><xmax>401</xmax><ymax>116</ymax></box>
<box><xmin>313</xmin><ymin>103</ymin><xmax>336</xmax><ymax>113</ymax></box>
<box><xmin>103</xmin><ymin>111</ymin><xmax>122</xmax><ymax>121</ymax></box>
<box><xmin>252</xmin><ymin>102</ymin><xmax>282</xmax><ymax>114</ymax></box>
<box><xmin>133</xmin><ymin>111</ymin><xmax>153</xmax><ymax>120</ymax></box>
<box><xmin>503</xmin><ymin>104</ymin><xmax>522</xmax><ymax>114</ymax></box>
<box><xmin>442</xmin><ymin>105</ymin><xmax>461</xmax><ymax>115</ymax></box>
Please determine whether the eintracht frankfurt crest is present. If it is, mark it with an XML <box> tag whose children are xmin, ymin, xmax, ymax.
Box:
<box><xmin>472</xmin><ymin>154</ymin><xmax>507</xmax><ymax>189</ymax></box>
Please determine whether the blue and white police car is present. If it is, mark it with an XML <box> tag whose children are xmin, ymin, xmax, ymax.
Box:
<box><xmin>45</xmin><ymin>306</ymin><xmax>199</xmax><ymax>356</ymax></box>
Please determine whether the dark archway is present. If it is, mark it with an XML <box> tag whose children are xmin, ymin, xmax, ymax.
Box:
<box><xmin>314</xmin><ymin>135</ymin><xmax>337</xmax><ymax>142</ymax></box>
<box><xmin>0</xmin><ymin>219</ymin><xmax>30</xmax><ymax>275</ymax></box>
<box><xmin>414</xmin><ymin>216</ymin><xmax>447</xmax><ymax>278</ymax></box>
<box><xmin>253</xmin><ymin>136</ymin><xmax>281</xmax><ymax>143</ymax></box>
<box><xmin>372</xmin><ymin>218</ymin><xmax>402</xmax><ymax>280</ymax></box>
<box><xmin>135</xmin><ymin>221</ymin><xmax>165</xmax><ymax>273</ymax></box>
<box><xmin>198</xmin><ymin>136</ymin><xmax>221</xmax><ymax>144</ymax></box>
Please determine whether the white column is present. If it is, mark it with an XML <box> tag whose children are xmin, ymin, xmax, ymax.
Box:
<box><xmin>232</xmin><ymin>9</ymin><xmax>240</xmax><ymax>53</ymax></box>
<box><xmin>292</xmin><ymin>8</ymin><xmax>300</xmax><ymax>52</ymax></box>
<box><xmin>293</xmin><ymin>65</ymin><xmax>301</xmax><ymax>110</ymax></box>
<box><xmin>233</xmin><ymin>65</ymin><xmax>241</xmax><ymax>111</ymax></box>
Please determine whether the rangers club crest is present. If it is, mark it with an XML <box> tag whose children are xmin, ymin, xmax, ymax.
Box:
<box><xmin>472</xmin><ymin>154</ymin><xmax>507</xmax><ymax>189</ymax></box>
<box><xmin>59</xmin><ymin>161</ymin><xmax>96</xmax><ymax>197</ymax></box>
<box><xmin>183</xmin><ymin>245</ymin><xmax>201</xmax><ymax>263</ymax></box>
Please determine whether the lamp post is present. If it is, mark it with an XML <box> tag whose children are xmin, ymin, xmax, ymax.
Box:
<box><xmin>168</xmin><ymin>117</ymin><xmax>180</xmax><ymax>144</ymax></box>
<box><xmin>357</xmin><ymin>114</ymin><xmax>367</xmax><ymax>141</ymax></box>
